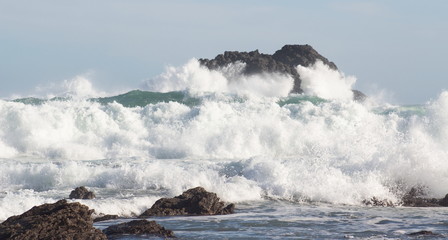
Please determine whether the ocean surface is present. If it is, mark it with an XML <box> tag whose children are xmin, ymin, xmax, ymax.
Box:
<box><xmin>1</xmin><ymin>60</ymin><xmax>448</xmax><ymax>239</ymax></box>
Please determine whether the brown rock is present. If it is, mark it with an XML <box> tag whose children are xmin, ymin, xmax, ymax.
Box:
<box><xmin>140</xmin><ymin>187</ymin><xmax>235</xmax><ymax>217</ymax></box>
<box><xmin>0</xmin><ymin>199</ymin><xmax>106</xmax><ymax>240</ymax></box>
<box><xmin>93</xmin><ymin>214</ymin><xmax>119</xmax><ymax>223</ymax></box>
<box><xmin>103</xmin><ymin>219</ymin><xmax>175</xmax><ymax>238</ymax></box>
<box><xmin>69</xmin><ymin>186</ymin><xmax>96</xmax><ymax>199</ymax></box>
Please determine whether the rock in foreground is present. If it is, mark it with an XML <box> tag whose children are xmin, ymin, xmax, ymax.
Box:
<box><xmin>103</xmin><ymin>220</ymin><xmax>175</xmax><ymax>238</ymax></box>
<box><xmin>140</xmin><ymin>187</ymin><xmax>235</xmax><ymax>217</ymax></box>
<box><xmin>69</xmin><ymin>186</ymin><xmax>96</xmax><ymax>199</ymax></box>
<box><xmin>0</xmin><ymin>199</ymin><xmax>106</xmax><ymax>240</ymax></box>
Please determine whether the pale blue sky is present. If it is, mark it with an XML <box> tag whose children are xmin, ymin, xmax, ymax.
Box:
<box><xmin>1</xmin><ymin>0</ymin><xmax>447</xmax><ymax>103</ymax></box>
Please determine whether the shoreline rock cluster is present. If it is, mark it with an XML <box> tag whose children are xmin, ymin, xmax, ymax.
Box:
<box><xmin>0</xmin><ymin>186</ymin><xmax>234</xmax><ymax>239</ymax></box>
<box><xmin>363</xmin><ymin>187</ymin><xmax>448</xmax><ymax>207</ymax></box>
<box><xmin>199</xmin><ymin>45</ymin><xmax>366</xmax><ymax>101</ymax></box>
<box><xmin>2</xmin><ymin>185</ymin><xmax>448</xmax><ymax>239</ymax></box>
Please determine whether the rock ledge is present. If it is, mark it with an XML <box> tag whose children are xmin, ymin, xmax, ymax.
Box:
<box><xmin>140</xmin><ymin>187</ymin><xmax>235</xmax><ymax>217</ymax></box>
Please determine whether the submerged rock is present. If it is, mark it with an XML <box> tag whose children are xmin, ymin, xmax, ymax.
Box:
<box><xmin>407</xmin><ymin>230</ymin><xmax>437</xmax><ymax>236</ymax></box>
<box><xmin>0</xmin><ymin>199</ymin><xmax>106</xmax><ymax>240</ymax></box>
<box><xmin>69</xmin><ymin>186</ymin><xmax>96</xmax><ymax>199</ymax></box>
<box><xmin>199</xmin><ymin>44</ymin><xmax>365</xmax><ymax>100</ymax></box>
<box><xmin>362</xmin><ymin>197</ymin><xmax>394</xmax><ymax>207</ymax></box>
<box><xmin>103</xmin><ymin>219</ymin><xmax>175</xmax><ymax>238</ymax></box>
<box><xmin>140</xmin><ymin>187</ymin><xmax>235</xmax><ymax>217</ymax></box>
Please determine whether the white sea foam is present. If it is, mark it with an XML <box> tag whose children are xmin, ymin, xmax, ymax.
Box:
<box><xmin>2</xmin><ymin>83</ymin><xmax>448</xmax><ymax>220</ymax></box>
<box><xmin>142</xmin><ymin>59</ymin><xmax>294</xmax><ymax>97</ymax></box>
<box><xmin>297</xmin><ymin>60</ymin><xmax>356</xmax><ymax>100</ymax></box>
<box><xmin>34</xmin><ymin>74</ymin><xmax>105</xmax><ymax>99</ymax></box>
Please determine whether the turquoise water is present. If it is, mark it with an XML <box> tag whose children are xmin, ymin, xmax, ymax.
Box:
<box><xmin>2</xmin><ymin>89</ymin><xmax>448</xmax><ymax>239</ymax></box>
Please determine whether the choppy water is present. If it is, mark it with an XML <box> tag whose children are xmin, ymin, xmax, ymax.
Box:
<box><xmin>94</xmin><ymin>202</ymin><xmax>448</xmax><ymax>239</ymax></box>
<box><xmin>1</xmin><ymin>60</ymin><xmax>448</xmax><ymax>239</ymax></box>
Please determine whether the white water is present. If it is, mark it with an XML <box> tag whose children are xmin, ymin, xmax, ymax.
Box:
<box><xmin>142</xmin><ymin>59</ymin><xmax>294</xmax><ymax>97</ymax></box>
<box><xmin>1</xmin><ymin>61</ymin><xmax>448</xmax><ymax>226</ymax></box>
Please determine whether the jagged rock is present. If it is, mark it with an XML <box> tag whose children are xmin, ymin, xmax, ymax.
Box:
<box><xmin>199</xmin><ymin>44</ymin><xmax>365</xmax><ymax>100</ymax></box>
<box><xmin>402</xmin><ymin>187</ymin><xmax>441</xmax><ymax>207</ymax></box>
<box><xmin>103</xmin><ymin>220</ymin><xmax>175</xmax><ymax>238</ymax></box>
<box><xmin>69</xmin><ymin>186</ymin><xmax>96</xmax><ymax>199</ymax></box>
<box><xmin>438</xmin><ymin>194</ymin><xmax>448</xmax><ymax>206</ymax></box>
<box><xmin>140</xmin><ymin>187</ymin><xmax>235</xmax><ymax>217</ymax></box>
<box><xmin>93</xmin><ymin>214</ymin><xmax>119</xmax><ymax>223</ymax></box>
<box><xmin>0</xmin><ymin>199</ymin><xmax>106</xmax><ymax>240</ymax></box>
<box><xmin>362</xmin><ymin>197</ymin><xmax>394</xmax><ymax>207</ymax></box>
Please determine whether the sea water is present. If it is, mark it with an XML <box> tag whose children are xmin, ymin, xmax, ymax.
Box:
<box><xmin>1</xmin><ymin>60</ymin><xmax>448</xmax><ymax>239</ymax></box>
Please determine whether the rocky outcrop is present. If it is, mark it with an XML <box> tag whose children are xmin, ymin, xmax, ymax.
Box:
<box><xmin>103</xmin><ymin>220</ymin><xmax>175</xmax><ymax>238</ymax></box>
<box><xmin>93</xmin><ymin>214</ymin><xmax>119</xmax><ymax>223</ymax></box>
<box><xmin>140</xmin><ymin>187</ymin><xmax>235</xmax><ymax>217</ymax></box>
<box><xmin>401</xmin><ymin>187</ymin><xmax>443</xmax><ymax>207</ymax></box>
<box><xmin>0</xmin><ymin>199</ymin><xmax>106</xmax><ymax>240</ymax></box>
<box><xmin>69</xmin><ymin>186</ymin><xmax>96</xmax><ymax>199</ymax></box>
<box><xmin>362</xmin><ymin>197</ymin><xmax>394</xmax><ymax>207</ymax></box>
<box><xmin>363</xmin><ymin>188</ymin><xmax>448</xmax><ymax>207</ymax></box>
<box><xmin>199</xmin><ymin>45</ymin><xmax>366</xmax><ymax>100</ymax></box>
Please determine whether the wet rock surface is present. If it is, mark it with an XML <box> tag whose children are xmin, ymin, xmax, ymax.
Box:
<box><xmin>93</xmin><ymin>214</ymin><xmax>119</xmax><ymax>223</ymax></box>
<box><xmin>140</xmin><ymin>187</ymin><xmax>235</xmax><ymax>217</ymax></box>
<box><xmin>364</xmin><ymin>187</ymin><xmax>448</xmax><ymax>207</ymax></box>
<box><xmin>362</xmin><ymin>197</ymin><xmax>394</xmax><ymax>207</ymax></box>
<box><xmin>199</xmin><ymin>44</ymin><xmax>365</xmax><ymax>100</ymax></box>
<box><xmin>402</xmin><ymin>187</ymin><xmax>442</xmax><ymax>207</ymax></box>
<box><xmin>407</xmin><ymin>230</ymin><xmax>438</xmax><ymax>236</ymax></box>
<box><xmin>103</xmin><ymin>219</ymin><xmax>175</xmax><ymax>238</ymax></box>
<box><xmin>0</xmin><ymin>199</ymin><xmax>107</xmax><ymax>240</ymax></box>
<box><xmin>69</xmin><ymin>186</ymin><xmax>96</xmax><ymax>199</ymax></box>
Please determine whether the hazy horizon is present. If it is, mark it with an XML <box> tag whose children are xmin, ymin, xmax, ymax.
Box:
<box><xmin>1</xmin><ymin>0</ymin><xmax>447</xmax><ymax>104</ymax></box>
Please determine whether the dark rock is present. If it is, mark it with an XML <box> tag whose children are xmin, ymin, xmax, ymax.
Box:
<box><xmin>362</xmin><ymin>197</ymin><xmax>394</xmax><ymax>207</ymax></box>
<box><xmin>438</xmin><ymin>194</ymin><xmax>448</xmax><ymax>206</ymax></box>
<box><xmin>199</xmin><ymin>44</ymin><xmax>364</xmax><ymax>100</ymax></box>
<box><xmin>93</xmin><ymin>214</ymin><xmax>119</xmax><ymax>223</ymax></box>
<box><xmin>0</xmin><ymin>199</ymin><xmax>106</xmax><ymax>240</ymax></box>
<box><xmin>402</xmin><ymin>187</ymin><xmax>441</xmax><ymax>207</ymax></box>
<box><xmin>69</xmin><ymin>186</ymin><xmax>96</xmax><ymax>199</ymax></box>
<box><xmin>352</xmin><ymin>89</ymin><xmax>367</xmax><ymax>102</ymax></box>
<box><xmin>140</xmin><ymin>187</ymin><xmax>235</xmax><ymax>217</ymax></box>
<box><xmin>103</xmin><ymin>219</ymin><xmax>175</xmax><ymax>238</ymax></box>
<box><xmin>408</xmin><ymin>230</ymin><xmax>437</xmax><ymax>236</ymax></box>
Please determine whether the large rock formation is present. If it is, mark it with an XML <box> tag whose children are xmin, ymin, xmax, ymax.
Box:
<box><xmin>0</xmin><ymin>199</ymin><xmax>107</xmax><ymax>240</ymax></box>
<box><xmin>199</xmin><ymin>44</ymin><xmax>366</xmax><ymax>101</ymax></box>
<box><xmin>103</xmin><ymin>220</ymin><xmax>175</xmax><ymax>238</ymax></box>
<box><xmin>140</xmin><ymin>187</ymin><xmax>235</xmax><ymax>217</ymax></box>
<box><xmin>69</xmin><ymin>186</ymin><xmax>96</xmax><ymax>199</ymax></box>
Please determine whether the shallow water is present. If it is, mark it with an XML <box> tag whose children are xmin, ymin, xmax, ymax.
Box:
<box><xmin>94</xmin><ymin>201</ymin><xmax>448</xmax><ymax>239</ymax></box>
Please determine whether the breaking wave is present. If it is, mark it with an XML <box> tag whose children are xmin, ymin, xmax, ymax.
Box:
<box><xmin>1</xmin><ymin>60</ymin><xmax>447</xmax><ymax>219</ymax></box>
